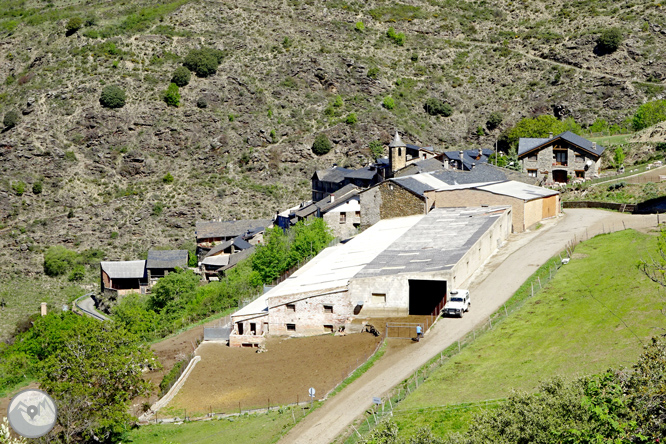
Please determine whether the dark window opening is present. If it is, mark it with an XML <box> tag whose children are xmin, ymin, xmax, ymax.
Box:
<box><xmin>250</xmin><ymin>323</ymin><xmax>256</xmax><ymax>335</ymax></box>
<box><xmin>340</xmin><ymin>212</ymin><xmax>346</xmax><ymax>223</ymax></box>
<box><xmin>238</xmin><ymin>323</ymin><xmax>244</xmax><ymax>335</ymax></box>
<box><xmin>324</xmin><ymin>305</ymin><xmax>333</xmax><ymax>313</ymax></box>
<box><xmin>286</xmin><ymin>323</ymin><xmax>296</xmax><ymax>331</ymax></box>
<box><xmin>286</xmin><ymin>303</ymin><xmax>296</xmax><ymax>312</ymax></box>
<box><xmin>324</xmin><ymin>325</ymin><xmax>334</xmax><ymax>333</ymax></box>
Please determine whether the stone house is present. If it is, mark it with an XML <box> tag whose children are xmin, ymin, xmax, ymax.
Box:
<box><xmin>518</xmin><ymin>131</ymin><xmax>605</xmax><ymax>183</ymax></box>
<box><xmin>146</xmin><ymin>249</ymin><xmax>189</xmax><ymax>286</ymax></box>
<box><xmin>195</xmin><ymin>218</ymin><xmax>272</xmax><ymax>259</ymax></box>
<box><xmin>311</xmin><ymin>165</ymin><xmax>384</xmax><ymax>201</ymax></box>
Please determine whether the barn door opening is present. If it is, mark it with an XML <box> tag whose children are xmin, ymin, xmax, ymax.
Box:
<box><xmin>408</xmin><ymin>280</ymin><xmax>447</xmax><ymax>315</ymax></box>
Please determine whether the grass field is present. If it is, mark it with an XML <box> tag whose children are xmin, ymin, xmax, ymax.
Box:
<box><xmin>588</xmin><ymin>133</ymin><xmax>633</xmax><ymax>145</ymax></box>
<box><xmin>126</xmin><ymin>411</ymin><xmax>294</xmax><ymax>444</ymax></box>
<box><xmin>0</xmin><ymin>277</ymin><xmax>88</xmax><ymax>341</ymax></box>
<box><xmin>393</xmin><ymin>229</ymin><xmax>665</xmax><ymax>437</ymax></box>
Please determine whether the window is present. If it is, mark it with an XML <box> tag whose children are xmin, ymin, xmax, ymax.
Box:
<box><xmin>324</xmin><ymin>325</ymin><xmax>334</xmax><ymax>333</ymax></box>
<box><xmin>286</xmin><ymin>303</ymin><xmax>296</xmax><ymax>312</ymax></box>
<box><xmin>286</xmin><ymin>323</ymin><xmax>296</xmax><ymax>331</ymax></box>
<box><xmin>355</xmin><ymin>211</ymin><xmax>360</xmax><ymax>217</ymax></box>
<box><xmin>575</xmin><ymin>170</ymin><xmax>585</xmax><ymax>178</ymax></box>
<box><xmin>527</xmin><ymin>169</ymin><xmax>538</xmax><ymax>177</ymax></box>
<box><xmin>371</xmin><ymin>293</ymin><xmax>386</xmax><ymax>304</ymax></box>
<box><xmin>323</xmin><ymin>305</ymin><xmax>333</xmax><ymax>313</ymax></box>
<box><xmin>340</xmin><ymin>212</ymin><xmax>346</xmax><ymax>224</ymax></box>
<box><xmin>554</xmin><ymin>150</ymin><xmax>568</xmax><ymax>166</ymax></box>
<box><xmin>527</xmin><ymin>154</ymin><xmax>537</xmax><ymax>161</ymax></box>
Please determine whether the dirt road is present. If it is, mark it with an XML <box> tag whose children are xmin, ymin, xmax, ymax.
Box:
<box><xmin>278</xmin><ymin>209</ymin><xmax>660</xmax><ymax>444</ymax></box>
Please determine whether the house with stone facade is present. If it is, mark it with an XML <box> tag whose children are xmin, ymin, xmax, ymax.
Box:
<box><xmin>518</xmin><ymin>131</ymin><xmax>605</xmax><ymax>183</ymax></box>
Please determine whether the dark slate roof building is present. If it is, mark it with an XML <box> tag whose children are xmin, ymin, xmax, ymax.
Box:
<box><xmin>518</xmin><ymin>131</ymin><xmax>606</xmax><ymax>157</ymax></box>
<box><xmin>195</xmin><ymin>219</ymin><xmax>273</xmax><ymax>243</ymax></box>
<box><xmin>146</xmin><ymin>250</ymin><xmax>189</xmax><ymax>270</ymax></box>
<box><xmin>437</xmin><ymin>148</ymin><xmax>494</xmax><ymax>171</ymax></box>
<box><xmin>311</xmin><ymin>165</ymin><xmax>385</xmax><ymax>201</ymax></box>
<box><xmin>204</xmin><ymin>236</ymin><xmax>253</xmax><ymax>259</ymax></box>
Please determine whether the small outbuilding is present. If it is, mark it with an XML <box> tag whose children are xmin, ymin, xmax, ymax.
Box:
<box><xmin>146</xmin><ymin>249</ymin><xmax>189</xmax><ymax>285</ymax></box>
<box><xmin>100</xmin><ymin>260</ymin><xmax>147</xmax><ymax>296</ymax></box>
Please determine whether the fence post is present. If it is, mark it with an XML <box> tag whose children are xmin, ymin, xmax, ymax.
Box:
<box><xmin>504</xmin><ymin>304</ymin><xmax>508</xmax><ymax>316</ymax></box>
<box><xmin>538</xmin><ymin>277</ymin><xmax>542</xmax><ymax>289</ymax></box>
<box><xmin>458</xmin><ymin>340</ymin><xmax>461</xmax><ymax>352</ymax></box>
<box><xmin>489</xmin><ymin>316</ymin><xmax>492</xmax><ymax>329</ymax></box>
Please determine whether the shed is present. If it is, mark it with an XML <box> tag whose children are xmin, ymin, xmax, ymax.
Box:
<box><xmin>146</xmin><ymin>250</ymin><xmax>189</xmax><ymax>280</ymax></box>
<box><xmin>100</xmin><ymin>260</ymin><xmax>147</xmax><ymax>296</ymax></box>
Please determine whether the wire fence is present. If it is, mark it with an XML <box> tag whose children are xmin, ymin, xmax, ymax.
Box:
<box><xmin>340</xmin><ymin>248</ymin><xmax>579</xmax><ymax>443</ymax></box>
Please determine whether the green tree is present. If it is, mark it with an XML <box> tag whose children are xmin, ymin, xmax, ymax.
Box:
<box><xmin>251</xmin><ymin>226</ymin><xmax>291</xmax><ymax>283</ymax></box>
<box><xmin>597</xmin><ymin>28</ymin><xmax>623</xmax><ymax>54</ymax></box>
<box><xmin>43</xmin><ymin>246</ymin><xmax>80</xmax><ymax>276</ymax></box>
<box><xmin>148</xmin><ymin>269</ymin><xmax>199</xmax><ymax>312</ymax></box>
<box><xmin>486</xmin><ymin>111</ymin><xmax>503</xmax><ymax>130</ymax></box>
<box><xmin>32</xmin><ymin>181</ymin><xmax>43</xmax><ymax>194</ymax></box>
<box><xmin>500</xmin><ymin>115</ymin><xmax>582</xmax><ymax>149</ymax></box>
<box><xmin>369</xmin><ymin>140</ymin><xmax>384</xmax><ymax>160</ymax></box>
<box><xmin>99</xmin><ymin>85</ymin><xmax>126</xmax><ymax>109</ymax></box>
<box><xmin>171</xmin><ymin>66</ymin><xmax>191</xmax><ymax>87</ymax></box>
<box><xmin>111</xmin><ymin>293</ymin><xmax>159</xmax><ymax>340</ymax></box>
<box><xmin>65</xmin><ymin>17</ymin><xmax>83</xmax><ymax>35</ymax></box>
<box><xmin>632</xmin><ymin>99</ymin><xmax>666</xmax><ymax>131</ymax></box>
<box><xmin>386</xmin><ymin>27</ymin><xmax>405</xmax><ymax>46</ymax></box>
<box><xmin>289</xmin><ymin>218</ymin><xmax>333</xmax><ymax>264</ymax></box>
<box><xmin>183</xmin><ymin>47</ymin><xmax>224</xmax><ymax>77</ymax></box>
<box><xmin>162</xmin><ymin>82</ymin><xmax>180</xmax><ymax>107</ymax></box>
<box><xmin>613</xmin><ymin>146</ymin><xmax>625</xmax><ymax>170</ymax></box>
<box><xmin>11</xmin><ymin>181</ymin><xmax>25</xmax><ymax>196</ymax></box>
<box><xmin>312</xmin><ymin>133</ymin><xmax>333</xmax><ymax>155</ymax></box>
<box><xmin>423</xmin><ymin>98</ymin><xmax>452</xmax><ymax>117</ymax></box>
<box><xmin>67</xmin><ymin>264</ymin><xmax>86</xmax><ymax>282</ymax></box>
<box><xmin>163</xmin><ymin>172</ymin><xmax>174</xmax><ymax>183</ymax></box>
<box><xmin>39</xmin><ymin>318</ymin><xmax>155</xmax><ymax>443</ymax></box>
<box><xmin>3</xmin><ymin>110</ymin><xmax>19</xmax><ymax>129</ymax></box>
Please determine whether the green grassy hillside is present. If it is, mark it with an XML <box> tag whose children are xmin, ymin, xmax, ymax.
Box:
<box><xmin>392</xmin><ymin>229</ymin><xmax>665</xmax><ymax>438</ymax></box>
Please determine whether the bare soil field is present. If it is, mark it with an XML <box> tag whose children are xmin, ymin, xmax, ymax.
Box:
<box><xmin>166</xmin><ymin>332</ymin><xmax>383</xmax><ymax>416</ymax></box>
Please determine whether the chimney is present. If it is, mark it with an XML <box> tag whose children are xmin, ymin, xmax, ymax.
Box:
<box><xmin>478</xmin><ymin>148</ymin><xmax>483</xmax><ymax>157</ymax></box>
<box><xmin>41</xmin><ymin>302</ymin><xmax>47</xmax><ymax>316</ymax></box>
<box><xmin>592</xmin><ymin>142</ymin><xmax>597</xmax><ymax>150</ymax></box>
<box><xmin>459</xmin><ymin>150</ymin><xmax>464</xmax><ymax>168</ymax></box>
<box><xmin>548</xmin><ymin>132</ymin><xmax>553</xmax><ymax>139</ymax></box>
<box><xmin>330</xmin><ymin>194</ymin><xmax>335</xmax><ymax>203</ymax></box>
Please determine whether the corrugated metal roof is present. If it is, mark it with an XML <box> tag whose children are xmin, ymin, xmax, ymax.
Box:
<box><xmin>146</xmin><ymin>250</ymin><xmax>188</xmax><ymax>269</ymax></box>
<box><xmin>101</xmin><ymin>260</ymin><xmax>146</xmax><ymax>279</ymax></box>
<box><xmin>476</xmin><ymin>180</ymin><xmax>559</xmax><ymax>200</ymax></box>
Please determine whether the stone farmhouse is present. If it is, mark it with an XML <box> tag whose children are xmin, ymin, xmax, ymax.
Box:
<box><xmin>436</xmin><ymin>148</ymin><xmax>494</xmax><ymax>171</ymax></box>
<box><xmin>229</xmin><ymin>206</ymin><xmax>512</xmax><ymax>346</ymax></box>
<box><xmin>518</xmin><ymin>131</ymin><xmax>605</xmax><ymax>183</ymax></box>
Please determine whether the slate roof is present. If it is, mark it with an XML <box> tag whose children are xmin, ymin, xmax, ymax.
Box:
<box><xmin>390</xmin><ymin>175</ymin><xmax>445</xmax><ymax>198</ymax></box>
<box><xmin>313</xmin><ymin>166</ymin><xmax>353</xmax><ymax>184</ymax></box>
<box><xmin>101</xmin><ymin>261</ymin><xmax>146</xmax><ymax>279</ymax></box>
<box><xmin>345</xmin><ymin>166</ymin><xmax>380</xmax><ymax>180</ymax></box>
<box><xmin>430</xmin><ymin>163</ymin><xmax>508</xmax><ymax>185</ymax></box>
<box><xmin>440</xmin><ymin>149</ymin><xmax>494</xmax><ymax>170</ymax></box>
<box><xmin>394</xmin><ymin>158</ymin><xmax>446</xmax><ymax>176</ymax></box>
<box><xmin>297</xmin><ymin>184</ymin><xmax>360</xmax><ymax>217</ymax></box>
<box><xmin>146</xmin><ymin>250</ymin><xmax>189</xmax><ymax>269</ymax></box>
<box><xmin>219</xmin><ymin>247</ymin><xmax>254</xmax><ymax>272</ymax></box>
<box><xmin>204</xmin><ymin>236</ymin><xmax>253</xmax><ymax>258</ymax></box>
<box><xmin>518</xmin><ymin>131</ymin><xmax>606</xmax><ymax>157</ymax></box>
<box><xmin>196</xmin><ymin>219</ymin><xmax>272</xmax><ymax>240</ymax></box>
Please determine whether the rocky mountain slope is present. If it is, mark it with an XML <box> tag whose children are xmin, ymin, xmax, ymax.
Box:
<box><xmin>0</xmin><ymin>0</ymin><xmax>664</xmax><ymax>275</ymax></box>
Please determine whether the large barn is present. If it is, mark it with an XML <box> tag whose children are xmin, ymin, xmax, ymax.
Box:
<box><xmin>229</xmin><ymin>206</ymin><xmax>512</xmax><ymax>346</ymax></box>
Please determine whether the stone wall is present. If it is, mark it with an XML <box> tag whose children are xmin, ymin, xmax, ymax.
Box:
<box><xmin>267</xmin><ymin>289</ymin><xmax>353</xmax><ymax>337</ymax></box>
<box><xmin>359</xmin><ymin>182</ymin><xmax>425</xmax><ymax>228</ymax></box>
<box><xmin>521</xmin><ymin>140</ymin><xmax>600</xmax><ymax>181</ymax></box>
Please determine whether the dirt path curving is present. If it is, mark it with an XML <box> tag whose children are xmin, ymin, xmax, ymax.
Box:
<box><xmin>278</xmin><ymin>209</ymin><xmax>660</xmax><ymax>444</ymax></box>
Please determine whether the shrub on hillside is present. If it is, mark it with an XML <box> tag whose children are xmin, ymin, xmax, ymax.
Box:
<box><xmin>162</xmin><ymin>83</ymin><xmax>180</xmax><ymax>107</ymax></box>
<box><xmin>386</xmin><ymin>27</ymin><xmax>405</xmax><ymax>46</ymax></box>
<box><xmin>312</xmin><ymin>133</ymin><xmax>332</xmax><ymax>156</ymax></box>
<box><xmin>3</xmin><ymin>110</ymin><xmax>19</xmax><ymax>129</ymax></box>
<box><xmin>32</xmin><ymin>181</ymin><xmax>43</xmax><ymax>194</ymax></box>
<box><xmin>382</xmin><ymin>96</ymin><xmax>395</xmax><ymax>110</ymax></box>
<box><xmin>196</xmin><ymin>97</ymin><xmax>208</xmax><ymax>109</ymax></box>
<box><xmin>597</xmin><ymin>28</ymin><xmax>623</xmax><ymax>54</ymax></box>
<box><xmin>44</xmin><ymin>246</ymin><xmax>80</xmax><ymax>277</ymax></box>
<box><xmin>65</xmin><ymin>17</ymin><xmax>83</xmax><ymax>36</ymax></box>
<box><xmin>632</xmin><ymin>99</ymin><xmax>666</xmax><ymax>131</ymax></box>
<box><xmin>486</xmin><ymin>111</ymin><xmax>503</xmax><ymax>130</ymax></box>
<box><xmin>423</xmin><ymin>98</ymin><xmax>452</xmax><ymax>117</ymax></box>
<box><xmin>171</xmin><ymin>66</ymin><xmax>191</xmax><ymax>87</ymax></box>
<box><xmin>99</xmin><ymin>85</ymin><xmax>126</xmax><ymax>109</ymax></box>
<box><xmin>183</xmin><ymin>47</ymin><xmax>224</xmax><ymax>77</ymax></box>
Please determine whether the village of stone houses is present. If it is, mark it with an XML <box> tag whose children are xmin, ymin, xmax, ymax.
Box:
<box><xmin>64</xmin><ymin>125</ymin><xmax>662</xmax><ymax>443</ymax></box>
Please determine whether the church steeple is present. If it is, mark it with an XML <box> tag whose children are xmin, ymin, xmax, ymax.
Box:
<box><xmin>388</xmin><ymin>130</ymin><xmax>406</xmax><ymax>177</ymax></box>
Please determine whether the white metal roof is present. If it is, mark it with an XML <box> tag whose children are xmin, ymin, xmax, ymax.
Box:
<box><xmin>202</xmin><ymin>255</ymin><xmax>230</xmax><ymax>266</ymax></box>
<box><xmin>233</xmin><ymin>215</ymin><xmax>423</xmax><ymax>317</ymax></box>
<box><xmin>476</xmin><ymin>180</ymin><xmax>559</xmax><ymax>201</ymax></box>
<box><xmin>100</xmin><ymin>260</ymin><xmax>146</xmax><ymax>279</ymax></box>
